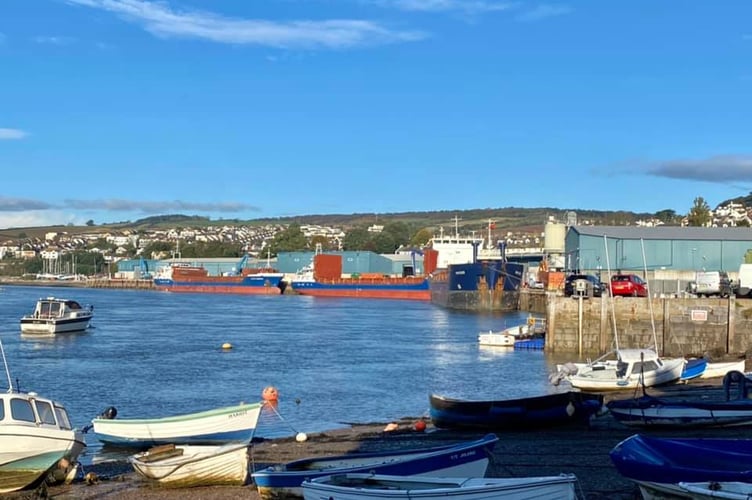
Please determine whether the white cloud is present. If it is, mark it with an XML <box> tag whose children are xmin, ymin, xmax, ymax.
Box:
<box><xmin>0</xmin><ymin>128</ymin><xmax>28</xmax><ymax>140</ymax></box>
<box><xmin>376</xmin><ymin>0</ymin><xmax>516</xmax><ymax>13</ymax></box>
<box><xmin>65</xmin><ymin>0</ymin><xmax>426</xmax><ymax>49</ymax></box>
<box><xmin>0</xmin><ymin>211</ymin><xmax>83</xmax><ymax>230</ymax></box>
<box><xmin>516</xmin><ymin>4</ymin><xmax>572</xmax><ymax>21</ymax></box>
<box><xmin>33</xmin><ymin>36</ymin><xmax>75</xmax><ymax>45</ymax></box>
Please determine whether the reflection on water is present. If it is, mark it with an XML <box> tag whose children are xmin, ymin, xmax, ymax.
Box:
<box><xmin>0</xmin><ymin>285</ymin><xmax>554</xmax><ymax>466</ymax></box>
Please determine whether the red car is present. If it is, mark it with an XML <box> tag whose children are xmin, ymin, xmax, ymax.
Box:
<box><xmin>610</xmin><ymin>274</ymin><xmax>648</xmax><ymax>297</ymax></box>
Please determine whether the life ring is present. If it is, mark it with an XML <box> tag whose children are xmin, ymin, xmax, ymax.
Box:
<box><xmin>527</xmin><ymin>316</ymin><xmax>536</xmax><ymax>327</ymax></box>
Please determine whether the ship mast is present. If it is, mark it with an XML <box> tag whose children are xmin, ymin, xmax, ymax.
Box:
<box><xmin>487</xmin><ymin>219</ymin><xmax>496</xmax><ymax>250</ymax></box>
<box><xmin>453</xmin><ymin>215</ymin><xmax>462</xmax><ymax>238</ymax></box>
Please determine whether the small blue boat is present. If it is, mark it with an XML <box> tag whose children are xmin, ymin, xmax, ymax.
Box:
<box><xmin>251</xmin><ymin>433</ymin><xmax>499</xmax><ymax>500</ymax></box>
<box><xmin>610</xmin><ymin>434</ymin><xmax>752</xmax><ymax>498</ymax></box>
<box><xmin>680</xmin><ymin>358</ymin><xmax>708</xmax><ymax>381</ymax></box>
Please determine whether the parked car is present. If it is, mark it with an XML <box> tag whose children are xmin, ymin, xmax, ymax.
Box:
<box><xmin>610</xmin><ymin>274</ymin><xmax>648</xmax><ymax>297</ymax></box>
<box><xmin>564</xmin><ymin>274</ymin><xmax>606</xmax><ymax>297</ymax></box>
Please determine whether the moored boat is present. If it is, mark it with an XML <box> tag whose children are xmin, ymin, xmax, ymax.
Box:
<box><xmin>19</xmin><ymin>297</ymin><xmax>93</xmax><ymax>335</ymax></box>
<box><xmin>130</xmin><ymin>442</ymin><xmax>250</xmax><ymax>487</ymax></box>
<box><xmin>681</xmin><ymin>358</ymin><xmax>709</xmax><ymax>381</ymax></box>
<box><xmin>0</xmin><ymin>340</ymin><xmax>86</xmax><ymax>493</ymax></box>
<box><xmin>153</xmin><ymin>256</ymin><xmax>286</xmax><ymax>295</ymax></box>
<box><xmin>609</xmin><ymin>434</ymin><xmax>752</xmax><ymax>498</ymax></box>
<box><xmin>477</xmin><ymin>323</ymin><xmax>529</xmax><ymax>347</ymax></box>
<box><xmin>429</xmin><ymin>392</ymin><xmax>603</xmax><ymax>430</ymax></box>
<box><xmin>427</xmin><ymin>220</ymin><xmax>525</xmax><ymax>311</ymax></box>
<box><xmin>701</xmin><ymin>359</ymin><xmax>746</xmax><ymax>379</ymax></box>
<box><xmin>552</xmin><ymin>348</ymin><xmax>686</xmax><ymax>391</ymax></box>
<box><xmin>251</xmin><ymin>433</ymin><xmax>499</xmax><ymax>500</ymax></box>
<box><xmin>301</xmin><ymin>473</ymin><xmax>580</xmax><ymax>500</ymax></box>
<box><xmin>90</xmin><ymin>401</ymin><xmax>265</xmax><ymax>448</ymax></box>
<box><xmin>679</xmin><ymin>481</ymin><xmax>752</xmax><ymax>500</ymax></box>
<box><xmin>607</xmin><ymin>370</ymin><xmax>752</xmax><ymax>428</ymax></box>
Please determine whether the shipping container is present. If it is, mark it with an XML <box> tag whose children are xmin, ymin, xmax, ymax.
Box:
<box><xmin>314</xmin><ymin>254</ymin><xmax>342</xmax><ymax>280</ymax></box>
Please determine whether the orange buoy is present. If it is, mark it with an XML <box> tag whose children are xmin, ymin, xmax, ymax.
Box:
<box><xmin>414</xmin><ymin>420</ymin><xmax>427</xmax><ymax>432</ymax></box>
<box><xmin>262</xmin><ymin>386</ymin><xmax>279</xmax><ymax>402</ymax></box>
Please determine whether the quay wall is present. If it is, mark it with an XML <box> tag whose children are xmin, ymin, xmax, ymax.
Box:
<box><xmin>546</xmin><ymin>295</ymin><xmax>752</xmax><ymax>357</ymax></box>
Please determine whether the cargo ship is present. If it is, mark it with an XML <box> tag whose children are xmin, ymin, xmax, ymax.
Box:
<box><xmin>153</xmin><ymin>261</ymin><xmax>286</xmax><ymax>295</ymax></box>
<box><xmin>290</xmin><ymin>254</ymin><xmax>430</xmax><ymax>300</ymax></box>
<box><xmin>427</xmin><ymin>219</ymin><xmax>525</xmax><ymax>311</ymax></box>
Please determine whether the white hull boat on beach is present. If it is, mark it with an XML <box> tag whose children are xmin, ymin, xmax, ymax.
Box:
<box><xmin>552</xmin><ymin>348</ymin><xmax>686</xmax><ymax>391</ymax></box>
<box><xmin>0</xmin><ymin>340</ymin><xmax>86</xmax><ymax>493</ymax></box>
<box><xmin>91</xmin><ymin>401</ymin><xmax>265</xmax><ymax>448</ymax></box>
<box><xmin>679</xmin><ymin>481</ymin><xmax>752</xmax><ymax>499</ymax></box>
<box><xmin>302</xmin><ymin>473</ymin><xmax>580</xmax><ymax>500</ymax></box>
<box><xmin>701</xmin><ymin>360</ymin><xmax>747</xmax><ymax>379</ymax></box>
<box><xmin>130</xmin><ymin>442</ymin><xmax>250</xmax><ymax>487</ymax></box>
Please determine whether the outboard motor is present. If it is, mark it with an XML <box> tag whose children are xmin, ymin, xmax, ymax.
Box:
<box><xmin>99</xmin><ymin>406</ymin><xmax>118</xmax><ymax>420</ymax></box>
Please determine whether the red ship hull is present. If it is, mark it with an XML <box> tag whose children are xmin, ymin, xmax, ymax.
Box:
<box><xmin>294</xmin><ymin>288</ymin><xmax>431</xmax><ymax>300</ymax></box>
<box><xmin>154</xmin><ymin>284</ymin><xmax>284</xmax><ymax>295</ymax></box>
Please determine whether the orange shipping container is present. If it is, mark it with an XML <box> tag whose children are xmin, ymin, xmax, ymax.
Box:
<box><xmin>423</xmin><ymin>248</ymin><xmax>439</xmax><ymax>275</ymax></box>
<box><xmin>546</xmin><ymin>271</ymin><xmax>566</xmax><ymax>291</ymax></box>
<box><xmin>358</xmin><ymin>273</ymin><xmax>385</xmax><ymax>279</ymax></box>
<box><xmin>314</xmin><ymin>254</ymin><xmax>342</xmax><ymax>280</ymax></box>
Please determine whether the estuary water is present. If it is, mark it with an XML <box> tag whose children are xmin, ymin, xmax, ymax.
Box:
<box><xmin>0</xmin><ymin>285</ymin><xmax>563</xmax><ymax>464</ymax></box>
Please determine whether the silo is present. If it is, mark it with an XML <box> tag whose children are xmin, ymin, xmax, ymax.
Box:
<box><xmin>544</xmin><ymin>221</ymin><xmax>566</xmax><ymax>253</ymax></box>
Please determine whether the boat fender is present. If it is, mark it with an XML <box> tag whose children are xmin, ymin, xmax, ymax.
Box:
<box><xmin>723</xmin><ymin>371</ymin><xmax>748</xmax><ymax>401</ymax></box>
<box><xmin>565</xmin><ymin>402</ymin><xmax>576</xmax><ymax>417</ymax></box>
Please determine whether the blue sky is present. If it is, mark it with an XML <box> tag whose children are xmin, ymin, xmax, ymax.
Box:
<box><xmin>1</xmin><ymin>0</ymin><xmax>751</xmax><ymax>229</ymax></box>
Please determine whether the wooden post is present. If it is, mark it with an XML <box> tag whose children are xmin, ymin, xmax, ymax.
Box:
<box><xmin>578</xmin><ymin>295</ymin><xmax>583</xmax><ymax>356</ymax></box>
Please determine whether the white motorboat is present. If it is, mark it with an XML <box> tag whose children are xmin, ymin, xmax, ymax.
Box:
<box><xmin>0</xmin><ymin>340</ymin><xmax>86</xmax><ymax>493</ymax></box>
<box><xmin>478</xmin><ymin>324</ymin><xmax>529</xmax><ymax>347</ymax></box>
<box><xmin>302</xmin><ymin>473</ymin><xmax>579</xmax><ymax>500</ymax></box>
<box><xmin>130</xmin><ymin>443</ymin><xmax>250</xmax><ymax>487</ymax></box>
<box><xmin>19</xmin><ymin>297</ymin><xmax>93</xmax><ymax>335</ymax></box>
<box><xmin>553</xmin><ymin>348</ymin><xmax>686</xmax><ymax>391</ymax></box>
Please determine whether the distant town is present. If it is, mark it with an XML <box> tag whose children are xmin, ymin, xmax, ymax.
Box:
<box><xmin>0</xmin><ymin>200</ymin><xmax>749</xmax><ymax>279</ymax></box>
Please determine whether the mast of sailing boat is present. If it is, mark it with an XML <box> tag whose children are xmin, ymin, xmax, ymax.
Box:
<box><xmin>604</xmin><ymin>235</ymin><xmax>620</xmax><ymax>351</ymax></box>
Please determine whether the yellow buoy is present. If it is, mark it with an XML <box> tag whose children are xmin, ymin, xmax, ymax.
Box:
<box><xmin>222</xmin><ymin>342</ymin><xmax>233</xmax><ymax>350</ymax></box>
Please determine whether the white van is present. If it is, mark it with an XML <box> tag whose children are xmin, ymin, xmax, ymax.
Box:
<box><xmin>694</xmin><ymin>270</ymin><xmax>732</xmax><ymax>297</ymax></box>
<box><xmin>737</xmin><ymin>264</ymin><xmax>752</xmax><ymax>297</ymax></box>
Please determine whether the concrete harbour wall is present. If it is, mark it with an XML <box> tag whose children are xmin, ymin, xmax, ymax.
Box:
<box><xmin>545</xmin><ymin>295</ymin><xmax>752</xmax><ymax>357</ymax></box>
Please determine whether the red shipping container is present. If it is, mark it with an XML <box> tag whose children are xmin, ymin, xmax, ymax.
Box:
<box><xmin>423</xmin><ymin>248</ymin><xmax>439</xmax><ymax>275</ymax></box>
<box><xmin>314</xmin><ymin>254</ymin><xmax>342</xmax><ymax>280</ymax></box>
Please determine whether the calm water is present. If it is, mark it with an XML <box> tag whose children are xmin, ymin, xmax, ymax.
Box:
<box><xmin>0</xmin><ymin>285</ymin><xmax>563</xmax><ymax>464</ymax></box>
